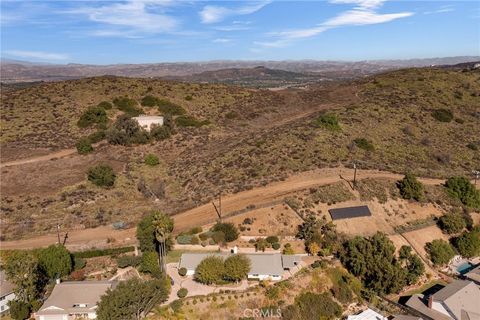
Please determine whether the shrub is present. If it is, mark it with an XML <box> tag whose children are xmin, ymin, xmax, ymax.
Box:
<box><xmin>425</xmin><ymin>239</ymin><xmax>455</xmax><ymax>266</ymax></box>
<box><xmin>397</xmin><ymin>173</ymin><xmax>424</xmax><ymax>201</ymax></box>
<box><xmin>37</xmin><ymin>244</ymin><xmax>73</xmax><ymax>279</ymax></box>
<box><xmin>282</xmin><ymin>292</ymin><xmax>342</xmax><ymax>320</ymax></box>
<box><xmin>311</xmin><ymin>260</ymin><xmax>326</xmax><ymax>269</ymax></box>
<box><xmin>212</xmin><ymin>222</ymin><xmax>239</xmax><ymax>242</ymax></box>
<box><xmin>199</xmin><ymin>232</ymin><xmax>209</xmax><ymax>241</ymax></box>
<box><xmin>140</xmin><ymin>252</ymin><xmax>162</xmax><ymax>278</ymax></box>
<box><xmin>177</xmin><ymin>288</ymin><xmax>188</xmax><ymax>298</ymax></box>
<box><xmin>97</xmin><ymin>101</ymin><xmax>113</xmax><ymax>110</ymax></box>
<box><xmin>157</xmin><ymin>99</ymin><xmax>186</xmax><ymax>115</ymax></box>
<box><xmin>184</xmin><ymin>95</ymin><xmax>193</xmax><ymax>101</ymax></box>
<box><xmin>178</xmin><ymin>267</ymin><xmax>187</xmax><ymax>276</ymax></box>
<box><xmin>107</xmin><ymin>115</ymin><xmax>149</xmax><ymax>145</ymax></box>
<box><xmin>445</xmin><ymin>177</ymin><xmax>480</xmax><ymax>209</ymax></box>
<box><xmin>255</xmin><ymin>239</ymin><xmax>268</xmax><ymax>252</ymax></box>
<box><xmin>313</xmin><ymin>113</ymin><xmax>340</xmax><ymax>131</ymax></box>
<box><xmin>170</xmin><ymin>299</ymin><xmax>183</xmax><ymax>313</ymax></box>
<box><xmin>194</xmin><ymin>256</ymin><xmax>225</xmax><ymax>285</ymax></box>
<box><xmin>77</xmin><ymin>105</ymin><xmax>108</xmax><ymax>128</ymax></box>
<box><xmin>188</xmin><ymin>227</ymin><xmax>202</xmax><ymax>234</ymax></box>
<box><xmin>113</xmin><ymin>97</ymin><xmax>142</xmax><ymax>116</ymax></box>
<box><xmin>175</xmin><ymin>115</ymin><xmax>210</xmax><ymax>128</ymax></box>
<box><xmin>70</xmin><ymin>269</ymin><xmax>86</xmax><ymax>281</ymax></box>
<box><xmin>353</xmin><ymin>138</ymin><xmax>374</xmax><ymax>151</ymax></box>
<box><xmin>272</xmin><ymin>242</ymin><xmax>281</xmax><ymax>250</ymax></box>
<box><xmin>432</xmin><ymin>108</ymin><xmax>453</xmax><ymax>122</ymax></box>
<box><xmin>116</xmin><ymin>255</ymin><xmax>141</xmax><ymax>268</ymax></box>
<box><xmin>283</xmin><ymin>243</ymin><xmax>294</xmax><ymax>255</ymax></box>
<box><xmin>224</xmin><ymin>255</ymin><xmax>251</xmax><ymax>282</ymax></box>
<box><xmin>331</xmin><ymin>282</ymin><xmax>353</xmax><ymax>304</ymax></box>
<box><xmin>438</xmin><ymin>213</ymin><xmax>466</xmax><ymax>234</ymax></box>
<box><xmin>73</xmin><ymin>257</ymin><xmax>86</xmax><ymax>270</ymax></box>
<box><xmin>141</xmin><ymin>95</ymin><xmax>158</xmax><ymax>107</ymax></box>
<box><xmin>87</xmin><ymin>165</ymin><xmax>116</xmax><ymax>187</ymax></box>
<box><xmin>266</xmin><ymin>236</ymin><xmax>279</xmax><ymax>244</ymax></box>
<box><xmin>467</xmin><ymin>143</ymin><xmax>478</xmax><ymax>151</ymax></box>
<box><xmin>144</xmin><ymin>154</ymin><xmax>159</xmax><ymax>166</ymax></box>
<box><xmin>150</xmin><ymin>125</ymin><xmax>172</xmax><ymax>141</ymax></box>
<box><xmin>453</xmin><ymin>228</ymin><xmax>480</xmax><ymax>258</ymax></box>
<box><xmin>76</xmin><ymin>138</ymin><xmax>94</xmax><ymax>154</ymax></box>
<box><xmin>8</xmin><ymin>300</ymin><xmax>30</xmax><ymax>320</ymax></box>
<box><xmin>88</xmin><ymin>130</ymin><xmax>106</xmax><ymax>143</ymax></box>
<box><xmin>191</xmin><ymin>236</ymin><xmax>200</xmax><ymax>245</ymax></box>
<box><xmin>73</xmin><ymin>246</ymin><xmax>134</xmax><ymax>259</ymax></box>
<box><xmin>176</xmin><ymin>234</ymin><xmax>194</xmax><ymax>244</ymax></box>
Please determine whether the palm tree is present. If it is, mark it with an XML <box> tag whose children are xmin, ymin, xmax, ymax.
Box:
<box><xmin>152</xmin><ymin>211</ymin><xmax>174</xmax><ymax>274</ymax></box>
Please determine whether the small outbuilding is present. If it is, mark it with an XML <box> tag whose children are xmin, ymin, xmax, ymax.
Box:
<box><xmin>133</xmin><ymin>115</ymin><xmax>164</xmax><ymax>132</ymax></box>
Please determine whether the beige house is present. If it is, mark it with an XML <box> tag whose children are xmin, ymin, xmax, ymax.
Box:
<box><xmin>405</xmin><ymin>280</ymin><xmax>480</xmax><ymax>320</ymax></box>
<box><xmin>133</xmin><ymin>115</ymin><xmax>164</xmax><ymax>132</ymax></box>
<box><xmin>35</xmin><ymin>281</ymin><xmax>116</xmax><ymax>320</ymax></box>
<box><xmin>0</xmin><ymin>271</ymin><xmax>15</xmax><ymax>315</ymax></box>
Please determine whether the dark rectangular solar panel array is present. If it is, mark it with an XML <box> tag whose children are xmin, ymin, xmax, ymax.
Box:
<box><xmin>329</xmin><ymin>205</ymin><xmax>372</xmax><ymax>220</ymax></box>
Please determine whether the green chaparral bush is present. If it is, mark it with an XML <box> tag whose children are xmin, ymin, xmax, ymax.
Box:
<box><xmin>177</xmin><ymin>288</ymin><xmax>188</xmax><ymax>298</ymax></box>
<box><xmin>76</xmin><ymin>138</ymin><xmax>94</xmax><ymax>154</ymax></box>
<box><xmin>353</xmin><ymin>138</ymin><xmax>375</xmax><ymax>151</ymax></box>
<box><xmin>144</xmin><ymin>154</ymin><xmax>160</xmax><ymax>166</ymax></box>
<box><xmin>77</xmin><ymin>105</ymin><xmax>108</xmax><ymax>128</ymax></box>
<box><xmin>313</xmin><ymin>113</ymin><xmax>341</xmax><ymax>131</ymax></box>
<box><xmin>87</xmin><ymin>165</ymin><xmax>116</xmax><ymax>187</ymax></box>
<box><xmin>432</xmin><ymin>108</ymin><xmax>453</xmax><ymax>122</ymax></box>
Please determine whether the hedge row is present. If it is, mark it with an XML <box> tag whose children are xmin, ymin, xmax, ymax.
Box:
<box><xmin>73</xmin><ymin>246</ymin><xmax>135</xmax><ymax>259</ymax></box>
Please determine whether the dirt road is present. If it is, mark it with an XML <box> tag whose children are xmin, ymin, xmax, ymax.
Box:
<box><xmin>0</xmin><ymin>167</ymin><xmax>449</xmax><ymax>251</ymax></box>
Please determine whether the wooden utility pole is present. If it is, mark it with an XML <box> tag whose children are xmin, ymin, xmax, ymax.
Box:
<box><xmin>56</xmin><ymin>224</ymin><xmax>61</xmax><ymax>245</ymax></box>
<box><xmin>353</xmin><ymin>162</ymin><xmax>358</xmax><ymax>189</ymax></box>
<box><xmin>212</xmin><ymin>192</ymin><xmax>223</xmax><ymax>222</ymax></box>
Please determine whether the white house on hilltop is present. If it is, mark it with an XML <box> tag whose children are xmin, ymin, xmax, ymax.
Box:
<box><xmin>133</xmin><ymin>115</ymin><xmax>164</xmax><ymax>132</ymax></box>
<box><xmin>35</xmin><ymin>281</ymin><xmax>116</xmax><ymax>320</ymax></box>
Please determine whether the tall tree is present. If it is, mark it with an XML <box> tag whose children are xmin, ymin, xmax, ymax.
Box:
<box><xmin>37</xmin><ymin>245</ymin><xmax>72</xmax><ymax>279</ymax></box>
<box><xmin>152</xmin><ymin>211</ymin><xmax>174</xmax><ymax>274</ymax></box>
<box><xmin>96</xmin><ymin>278</ymin><xmax>169</xmax><ymax>320</ymax></box>
<box><xmin>4</xmin><ymin>251</ymin><xmax>41</xmax><ymax>304</ymax></box>
<box><xmin>224</xmin><ymin>255</ymin><xmax>251</xmax><ymax>282</ymax></box>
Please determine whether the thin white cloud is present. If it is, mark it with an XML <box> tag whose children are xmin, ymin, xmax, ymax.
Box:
<box><xmin>4</xmin><ymin>50</ymin><xmax>69</xmax><ymax>61</ymax></box>
<box><xmin>64</xmin><ymin>0</ymin><xmax>178</xmax><ymax>36</ymax></box>
<box><xmin>424</xmin><ymin>5</ymin><xmax>454</xmax><ymax>15</ymax></box>
<box><xmin>200</xmin><ymin>1</ymin><xmax>270</xmax><ymax>24</ymax></box>
<box><xmin>213</xmin><ymin>38</ymin><xmax>232</xmax><ymax>43</ymax></box>
<box><xmin>257</xmin><ymin>0</ymin><xmax>413</xmax><ymax>47</ymax></box>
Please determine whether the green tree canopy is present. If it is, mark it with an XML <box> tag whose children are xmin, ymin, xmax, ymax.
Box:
<box><xmin>194</xmin><ymin>256</ymin><xmax>225</xmax><ymax>285</ymax></box>
<box><xmin>136</xmin><ymin>212</ymin><xmax>173</xmax><ymax>254</ymax></box>
<box><xmin>224</xmin><ymin>254</ymin><xmax>251</xmax><ymax>282</ymax></box>
<box><xmin>438</xmin><ymin>213</ymin><xmax>466</xmax><ymax>234</ymax></box>
<box><xmin>340</xmin><ymin>232</ymin><xmax>416</xmax><ymax>294</ymax></box>
<box><xmin>445</xmin><ymin>177</ymin><xmax>480</xmax><ymax>209</ymax></box>
<box><xmin>397</xmin><ymin>173</ymin><xmax>424</xmax><ymax>201</ymax></box>
<box><xmin>4</xmin><ymin>251</ymin><xmax>41</xmax><ymax>304</ymax></box>
<box><xmin>425</xmin><ymin>239</ymin><xmax>456</xmax><ymax>266</ymax></box>
<box><xmin>8</xmin><ymin>300</ymin><xmax>30</xmax><ymax>320</ymax></box>
<box><xmin>140</xmin><ymin>252</ymin><xmax>162</xmax><ymax>278</ymax></box>
<box><xmin>76</xmin><ymin>138</ymin><xmax>94</xmax><ymax>155</ymax></box>
<box><xmin>282</xmin><ymin>292</ymin><xmax>342</xmax><ymax>320</ymax></box>
<box><xmin>96</xmin><ymin>278</ymin><xmax>169</xmax><ymax>320</ymax></box>
<box><xmin>37</xmin><ymin>245</ymin><xmax>72</xmax><ymax>279</ymax></box>
<box><xmin>87</xmin><ymin>164</ymin><xmax>116</xmax><ymax>187</ymax></box>
<box><xmin>453</xmin><ymin>227</ymin><xmax>480</xmax><ymax>258</ymax></box>
<box><xmin>77</xmin><ymin>105</ymin><xmax>108</xmax><ymax>128</ymax></box>
<box><xmin>212</xmin><ymin>222</ymin><xmax>239</xmax><ymax>242</ymax></box>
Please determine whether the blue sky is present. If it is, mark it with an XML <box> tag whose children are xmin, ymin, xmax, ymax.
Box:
<box><xmin>1</xmin><ymin>0</ymin><xmax>479</xmax><ymax>64</ymax></box>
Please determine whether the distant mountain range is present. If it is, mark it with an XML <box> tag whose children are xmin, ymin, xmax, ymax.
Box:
<box><xmin>1</xmin><ymin>56</ymin><xmax>478</xmax><ymax>84</ymax></box>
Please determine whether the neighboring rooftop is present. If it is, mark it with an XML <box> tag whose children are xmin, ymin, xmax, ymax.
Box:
<box><xmin>0</xmin><ymin>270</ymin><xmax>15</xmax><ymax>297</ymax></box>
<box><xmin>329</xmin><ymin>205</ymin><xmax>372</xmax><ymax>220</ymax></box>
<box><xmin>392</xmin><ymin>316</ymin><xmax>423</xmax><ymax>320</ymax></box>
<box><xmin>405</xmin><ymin>294</ymin><xmax>451</xmax><ymax>320</ymax></box>
<box><xmin>133</xmin><ymin>115</ymin><xmax>164</xmax><ymax>120</ymax></box>
<box><xmin>431</xmin><ymin>280</ymin><xmax>480</xmax><ymax>320</ymax></box>
<box><xmin>36</xmin><ymin>281</ymin><xmax>116</xmax><ymax>316</ymax></box>
<box><xmin>465</xmin><ymin>265</ymin><xmax>480</xmax><ymax>284</ymax></box>
<box><xmin>347</xmin><ymin>308</ymin><xmax>388</xmax><ymax>320</ymax></box>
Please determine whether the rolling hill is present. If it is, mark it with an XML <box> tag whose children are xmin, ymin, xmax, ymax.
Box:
<box><xmin>1</xmin><ymin>66</ymin><xmax>479</xmax><ymax>240</ymax></box>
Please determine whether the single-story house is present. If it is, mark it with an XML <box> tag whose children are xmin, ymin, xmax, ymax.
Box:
<box><xmin>178</xmin><ymin>252</ymin><xmax>302</xmax><ymax>281</ymax></box>
<box><xmin>133</xmin><ymin>115</ymin><xmax>164</xmax><ymax>132</ymax></box>
<box><xmin>35</xmin><ymin>281</ymin><xmax>116</xmax><ymax>320</ymax></box>
<box><xmin>405</xmin><ymin>280</ymin><xmax>480</xmax><ymax>320</ymax></box>
<box><xmin>0</xmin><ymin>270</ymin><xmax>16</xmax><ymax>314</ymax></box>
<box><xmin>347</xmin><ymin>308</ymin><xmax>388</xmax><ymax>320</ymax></box>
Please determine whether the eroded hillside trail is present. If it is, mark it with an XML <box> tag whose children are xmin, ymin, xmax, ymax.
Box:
<box><xmin>0</xmin><ymin>142</ymin><xmax>107</xmax><ymax>168</ymax></box>
<box><xmin>0</xmin><ymin>167</ymin><xmax>454</xmax><ymax>251</ymax></box>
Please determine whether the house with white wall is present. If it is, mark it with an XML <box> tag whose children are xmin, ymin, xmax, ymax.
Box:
<box><xmin>178</xmin><ymin>252</ymin><xmax>302</xmax><ymax>281</ymax></box>
<box><xmin>0</xmin><ymin>271</ymin><xmax>15</xmax><ymax>315</ymax></box>
<box><xmin>35</xmin><ymin>281</ymin><xmax>116</xmax><ymax>320</ymax></box>
<box><xmin>133</xmin><ymin>115</ymin><xmax>164</xmax><ymax>132</ymax></box>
